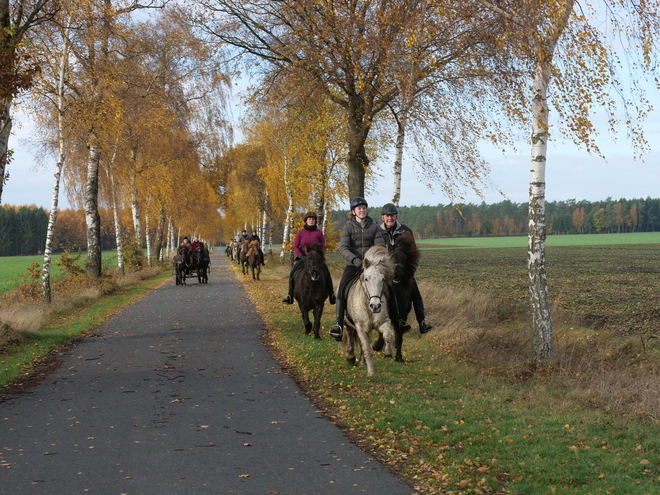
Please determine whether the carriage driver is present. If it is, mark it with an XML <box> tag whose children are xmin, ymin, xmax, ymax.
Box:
<box><xmin>328</xmin><ymin>197</ymin><xmax>411</xmax><ymax>341</ymax></box>
<box><xmin>282</xmin><ymin>211</ymin><xmax>335</xmax><ymax>305</ymax></box>
<box><xmin>381</xmin><ymin>203</ymin><xmax>433</xmax><ymax>334</ymax></box>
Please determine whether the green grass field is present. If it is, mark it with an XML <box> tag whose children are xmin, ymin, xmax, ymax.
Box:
<box><xmin>419</xmin><ymin>231</ymin><xmax>660</xmax><ymax>248</ymax></box>
<box><xmin>0</xmin><ymin>251</ymin><xmax>119</xmax><ymax>296</ymax></box>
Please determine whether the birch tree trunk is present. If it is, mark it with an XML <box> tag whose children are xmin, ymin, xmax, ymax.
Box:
<box><xmin>279</xmin><ymin>157</ymin><xmax>295</xmax><ymax>265</ymax></box>
<box><xmin>107</xmin><ymin>168</ymin><xmax>124</xmax><ymax>274</ymax></box>
<box><xmin>528</xmin><ymin>62</ymin><xmax>554</xmax><ymax>366</ymax></box>
<box><xmin>391</xmin><ymin>106</ymin><xmax>409</xmax><ymax>207</ymax></box>
<box><xmin>152</xmin><ymin>207</ymin><xmax>166</xmax><ymax>263</ymax></box>
<box><xmin>129</xmin><ymin>150</ymin><xmax>143</xmax><ymax>247</ymax></box>
<box><xmin>145</xmin><ymin>212</ymin><xmax>152</xmax><ymax>267</ymax></box>
<box><xmin>0</xmin><ymin>100</ymin><xmax>11</xmax><ymax>203</ymax></box>
<box><xmin>84</xmin><ymin>134</ymin><xmax>102</xmax><ymax>278</ymax></box>
<box><xmin>42</xmin><ymin>26</ymin><xmax>70</xmax><ymax>303</ymax></box>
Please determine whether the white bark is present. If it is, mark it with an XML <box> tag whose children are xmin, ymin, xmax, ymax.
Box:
<box><xmin>0</xmin><ymin>100</ymin><xmax>11</xmax><ymax>204</ymax></box>
<box><xmin>391</xmin><ymin>105</ymin><xmax>409</xmax><ymax>207</ymax></box>
<box><xmin>84</xmin><ymin>134</ymin><xmax>102</xmax><ymax>278</ymax></box>
<box><xmin>129</xmin><ymin>150</ymin><xmax>143</xmax><ymax>247</ymax></box>
<box><xmin>106</xmin><ymin>140</ymin><xmax>124</xmax><ymax>274</ymax></box>
<box><xmin>145</xmin><ymin>211</ymin><xmax>152</xmax><ymax>267</ymax></box>
<box><xmin>279</xmin><ymin>157</ymin><xmax>295</xmax><ymax>265</ymax></box>
<box><xmin>42</xmin><ymin>25</ymin><xmax>71</xmax><ymax>303</ymax></box>
<box><xmin>528</xmin><ymin>64</ymin><xmax>553</xmax><ymax>366</ymax></box>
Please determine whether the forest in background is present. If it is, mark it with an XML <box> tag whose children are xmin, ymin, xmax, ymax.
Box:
<box><xmin>332</xmin><ymin>196</ymin><xmax>660</xmax><ymax>239</ymax></box>
<box><xmin>4</xmin><ymin>196</ymin><xmax>659</xmax><ymax>257</ymax></box>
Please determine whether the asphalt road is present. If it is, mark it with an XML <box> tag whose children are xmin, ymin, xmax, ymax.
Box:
<box><xmin>1</xmin><ymin>253</ymin><xmax>417</xmax><ymax>494</ymax></box>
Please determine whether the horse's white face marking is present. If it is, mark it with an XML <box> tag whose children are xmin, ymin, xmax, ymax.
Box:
<box><xmin>362</xmin><ymin>267</ymin><xmax>385</xmax><ymax>314</ymax></box>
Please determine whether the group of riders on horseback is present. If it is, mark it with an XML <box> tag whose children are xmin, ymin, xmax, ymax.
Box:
<box><xmin>282</xmin><ymin>197</ymin><xmax>433</xmax><ymax>343</ymax></box>
<box><xmin>225</xmin><ymin>229</ymin><xmax>265</xmax><ymax>280</ymax></box>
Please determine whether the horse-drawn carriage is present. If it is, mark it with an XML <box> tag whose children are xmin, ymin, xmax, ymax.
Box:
<box><xmin>174</xmin><ymin>242</ymin><xmax>210</xmax><ymax>285</ymax></box>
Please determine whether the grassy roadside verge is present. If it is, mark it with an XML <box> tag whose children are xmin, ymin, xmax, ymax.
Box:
<box><xmin>0</xmin><ymin>269</ymin><xmax>171</xmax><ymax>389</ymax></box>
<box><xmin>233</xmin><ymin>262</ymin><xmax>660</xmax><ymax>495</ymax></box>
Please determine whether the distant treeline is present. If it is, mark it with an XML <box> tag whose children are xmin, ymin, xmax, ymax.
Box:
<box><xmin>332</xmin><ymin>197</ymin><xmax>660</xmax><ymax>239</ymax></box>
<box><xmin>0</xmin><ymin>205</ymin><xmax>118</xmax><ymax>257</ymax></box>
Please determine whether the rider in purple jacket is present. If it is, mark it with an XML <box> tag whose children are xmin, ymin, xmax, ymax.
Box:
<box><xmin>282</xmin><ymin>211</ymin><xmax>335</xmax><ymax>305</ymax></box>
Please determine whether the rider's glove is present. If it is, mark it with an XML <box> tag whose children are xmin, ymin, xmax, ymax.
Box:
<box><xmin>352</xmin><ymin>258</ymin><xmax>362</xmax><ymax>267</ymax></box>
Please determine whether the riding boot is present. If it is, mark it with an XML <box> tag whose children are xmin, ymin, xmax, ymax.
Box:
<box><xmin>328</xmin><ymin>295</ymin><xmax>344</xmax><ymax>341</ymax></box>
<box><xmin>282</xmin><ymin>270</ymin><xmax>295</xmax><ymax>304</ymax></box>
<box><xmin>412</xmin><ymin>279</ymin><xmax>433</xmax><ymax>333</ymax></box>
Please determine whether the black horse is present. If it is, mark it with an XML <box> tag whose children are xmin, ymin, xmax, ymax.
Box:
<box><xmin>292</xmin><ymin>243</ymin><xmax>332</xmax><ymax>339</ymax></box>
<box><xmin>373</xmin><ymin>231</ymin><xmax>420</xmax><ymax>362</ymax></box>
<box><xmin>195</xmin><ymin>242</ymin><xmax>210</xmax><ymax>284</ymax></box>
<box><xmin>174</xmin><ymin>245</ymin><xmax>190</xmax><ymax>286</ymax></box>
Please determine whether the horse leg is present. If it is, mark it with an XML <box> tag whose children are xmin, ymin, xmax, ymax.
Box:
<box><xmin>300</xmin><ymin>306</ymin><xmax>312</xmax><ymax>336</ymax></box>
<box><xmin>311</xmin><ymin>303</ymin><xmax>323</xmax><ymax>339</ymax></box>
<box><xmin>256</xmin><ymin>265</ymin><xmax>261</xmax><ymax>280</ymax></box>
<box><xmin>378</xmin><ymin>320</ymin><xmax>397</xmax><ymax>361</ymax></box>
<box><xmin>394</xmin><ymin>326</ymin><xmax>405</xmax><ymax>363</ymax></box>
<box><xmin>356</xmin><ymin>326</ymin><xmax>376</xmax><ymax>377</ymax></box>
<box><xmin>372</xmin><ymin>334</ymin><xmax>385</xmax><ymax>352</ymax></box>
<box><xmin>344</xmin><ymin>325</ymin><xmax>356</xmax><ymax>365</ymax></box>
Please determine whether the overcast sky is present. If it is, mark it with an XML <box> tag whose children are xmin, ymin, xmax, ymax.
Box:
<box><xmin>4</xmin><ymin>88</ymin><xmax>660</xmax><ymax>210</ymax></box>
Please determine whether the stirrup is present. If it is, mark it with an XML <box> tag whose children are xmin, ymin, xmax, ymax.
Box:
<box><xmin>329</xmin><ymin>324</ymin><xmax>342</xmax><ymax>341</ymax></box>
<box><xmin>399</xmin><ymin>320</ymin><xmax>412</xmax><ymax>333</ymax></box>
<box><xmin>282</xmin><ymin>295</ymin><xmax>293</xmax><ymax>304</ymax></box>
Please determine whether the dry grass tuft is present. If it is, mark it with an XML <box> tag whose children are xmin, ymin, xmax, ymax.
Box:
<box><xmin>422</xmin><ymin>281</ymin><xmax>660</xmax><ymax>419</ymax></box>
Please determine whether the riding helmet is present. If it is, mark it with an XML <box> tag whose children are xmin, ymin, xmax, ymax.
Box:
<box><xmin>304</xmin><ymin>211</ymin><xmax>318</xmax><ymax>221</ymax></box>
<box><xmin>381</xmin><ymin>203</ymin><xmax>399</xmax><ymax>215</ymax></box>
<box><xmin>350</xmin><ymin>196</ymin><xmax>368</xmax><ymax>210</ymax></box>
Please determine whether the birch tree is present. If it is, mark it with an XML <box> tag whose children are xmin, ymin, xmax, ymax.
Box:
<box><xmin>40</xmin><ymin>21</ymin><xmax>71</xmax><ymax>303</ymax></box>
<box><xmin>479</xmin><ymin>0</ymin><xmax>660</xmax><ymax>365</ymax></box>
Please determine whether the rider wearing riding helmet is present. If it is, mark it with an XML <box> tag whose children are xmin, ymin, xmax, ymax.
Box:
<box><xmin>328</xmin><ymin>197</ymin><xmax>411</xmax><ymax>341</ymax></box>
<box><xmin>380</xmin><ymin>203</ymin><xmax>433</xmax><ymax>334</ymax></box>
<box><xmin>282</xmin><ymin>211</ymin><xmax>335</xmax><ymax>305</ymax></box>
<box><xmin>237</xmin><ymin>229</ymin><xmax>250</xmax><ymax>260</ymax></box>
<box><xmin>250</xmin><ymin>229</ymin><xmax>266</xmax><ymax>265</ymax></box>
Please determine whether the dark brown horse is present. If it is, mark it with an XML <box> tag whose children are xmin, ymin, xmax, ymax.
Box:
<box><xmin>239</xmin><ymin>238</ymin><xmax>250</xmax><ymax>275</ymax></box>
<box><xmin>292</xmin><ymin>243</ymin><xmax>331</xmax><ymax>339</ymax></box>
<box><xmin>174</xmin><ymin>245</ymin><xmax>190</xmax><ymax>286</ymax></box>
<box><xmin>373</xmin><ymin>230</ymin><xmax>420</xmax><ymax>362</ymax></box>
<box><xmin>194</xmin><ymin>242</ymin><xmax>210</xmax><ymax>284</ymax></box>
<box><xmin>246</xmin><ymin>239</ymin><xmax>263</xmax><ymax>280</ymax></box>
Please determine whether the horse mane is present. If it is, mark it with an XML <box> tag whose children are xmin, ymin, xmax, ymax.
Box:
<box><xmin>246</xmin><ymin>239</ymin><xmax>260</xmax><ymax>257</ymax></box>
<box><xmin>393</xmin><ymin>231</ymin><xmax>420</xmax><ymax>279</ymax></box>
<box><xmin>363</xmin><ymin>245</ymin><xmax>394</xmax><ymax>282</ymax></box>
<box><xmin>305</xmin><ymin>243</ymin><xmax>325</xmax><ymax>260</ymax></box>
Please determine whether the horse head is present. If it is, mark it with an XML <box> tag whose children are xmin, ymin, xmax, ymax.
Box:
<box><xmin>303</xmin><ymin>243</ymin><xmax>325</xmax><ymax>282</ymax></box>
<box><xmin>361</xmin><ymin>245</ymin><xmax>393</xmax><ymax>313</ymax></box>
<box><xmin>391</xmin><ymin>231</ymin><xmax>419</xmax><ymax>284</ymax></box>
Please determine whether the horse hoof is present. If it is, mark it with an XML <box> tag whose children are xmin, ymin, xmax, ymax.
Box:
<box><xmin>346</xmin><ymin>357</ymin><xmax>356</xmax><ymax>366</ymax></box>
<box><xmin>396</xmin><ymin>356</ymin><xmax>406</xmax><ymax>363</ymax></box>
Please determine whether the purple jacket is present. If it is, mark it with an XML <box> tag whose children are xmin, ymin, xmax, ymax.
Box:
<box><xmin>293</xmin><ymin>227</ymin><xmax>326</xmax><ymax>258</ymax></box>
